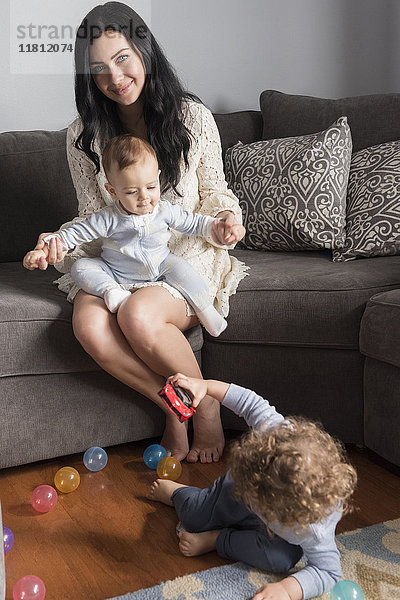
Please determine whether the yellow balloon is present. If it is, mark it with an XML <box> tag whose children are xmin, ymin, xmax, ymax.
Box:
<box><xmin>156</xmin><ymin>456</ymin><xmax>182</xmax><ymax>481</ymax></box>
<box><xmin>54</xmin><ymin>466</ymin><xmax>80</xmax><ymax>493</ymax></box>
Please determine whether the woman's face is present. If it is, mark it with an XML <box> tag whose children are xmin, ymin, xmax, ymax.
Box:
<box><xmin>89</xmin><ymin>31</ymin><xmax>146</xmax><ymax>106</ymax></box>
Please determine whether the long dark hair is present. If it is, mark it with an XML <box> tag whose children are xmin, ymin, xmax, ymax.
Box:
<box><xmin>74</xmin><ymin>1</ymin><xmax>199</xmax><ymax>194</ymax></box>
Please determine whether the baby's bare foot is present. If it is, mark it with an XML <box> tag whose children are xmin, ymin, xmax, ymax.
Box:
<box><xmin>161</xmin><ymin>415</ymin><xmax>189</xmax><ymax>462</ymax></box>
<box><xmin>178</xmin><ymin>530</ymin><xmax>220</xmax><ymax>556</ymax></box>
<box><xmin>146</xmin><ymin>478</ymin><xmax>187</xmax><ymax>506</ymax></box>
<box><xmin>187</xmin><ymin>396</ymin><xmax>225</xmax><ymax>463</ymax></box>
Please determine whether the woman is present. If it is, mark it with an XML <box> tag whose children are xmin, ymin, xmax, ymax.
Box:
<box><xmin>34</xmin><ymin>2</ymin><xmax>247</xmax><ymax>463</ymax></box>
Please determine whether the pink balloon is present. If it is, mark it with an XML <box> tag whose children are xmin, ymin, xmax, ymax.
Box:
<box><xmin>13</xmin><ymin>575</ymin><xmax>46</xmax><ymax>600</ymax></box>
<box><xmin>30</xmin><ymin>485</ymin><xmax>58</xmax><ymax>513</ymax></box>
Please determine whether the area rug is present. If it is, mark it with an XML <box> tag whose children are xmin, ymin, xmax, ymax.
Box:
<box><xmin>107</xmin><ymin>518</ymin><xmax>400</xmax><ymax>600</ymax></box>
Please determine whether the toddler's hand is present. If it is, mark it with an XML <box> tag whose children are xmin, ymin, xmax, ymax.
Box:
<box><xmin>211</xmin><ymin>213</ymin><xmax>245</xmax><ymax>245</ymax></box>
<box><xmin>23</xmin><ymin>249</ymin><xmax>48</xmax><ymax>271</ymax></box>
<box><xmin>223</xmin><ymin>222</ymin><xmax>246</xmax><ymax>244</ymax></box>
<box><xmin>252</xmin><ymin>582</ymin><xmax>292</xmax><ymax>600</ymax></box>
<box><xmin>167</xmin><ymin>373</ymin><xmax>208</xmax><ymax>408</ymax></box>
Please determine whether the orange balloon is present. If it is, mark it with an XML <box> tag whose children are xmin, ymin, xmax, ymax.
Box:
<box><xmin>54</xmin><ymin>466</ymin><xmax>80</xmax><ymax>493</ymax></box>
<box><xmin>156</xmin><ymin>456</ymin><xmax>182</xmax><ymax>481</ymax></box>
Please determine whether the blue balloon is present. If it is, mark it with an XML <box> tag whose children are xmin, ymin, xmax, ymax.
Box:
<box><xmin>143</xmin><ymin>444</ymin><xmax>167</xmax><ymax>469</ymax></box>
<box><xmin>331</xmin><ymin>580</ymin><xmax>365</xmax><ymax>600</ymax></box>
<box><xmin>3</xmin><ymin>525</ymin><xmax>14</xmax><ymax>555</ymax></box>
<box><xmin>83</xmin><ymin>446</ymin><xmax>108</xmax><ymax>472</ymax></box>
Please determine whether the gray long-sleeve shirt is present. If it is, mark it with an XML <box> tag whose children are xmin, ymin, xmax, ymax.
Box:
<box><xmin>223</xmin><ymin>384</ymin><xmax>343</xmax><ymax>599</ymax></box>
<box><xmin>44</xmin><ymin>199</ymin><xmax>215</xmax><ymax>282</ymax></box>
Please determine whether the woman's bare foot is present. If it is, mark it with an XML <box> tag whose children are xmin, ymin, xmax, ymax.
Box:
<box><xmin>187</xmin><ymin>395</ymin><xmax>225</xmax><ymax>463</ymax></box>
<box><xmin>178</xmin><ymin>530</ymin><xmax>220</xmax><ymax>556</ymax></box>
<box><xmin>161</xmin><ymin>414</ymin><xmax>189</xmax><ymax>461</ymax></box>
<box><xmin>147</xmin><ymin>478</ymin><xmax>188</xmax><ymax>506</ymax></box>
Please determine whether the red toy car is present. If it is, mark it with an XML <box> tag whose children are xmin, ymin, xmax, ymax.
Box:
<box><xmin>158</xmin><ymin>381</ymin><xmax>196</xmax><ymax>422</ymax></box>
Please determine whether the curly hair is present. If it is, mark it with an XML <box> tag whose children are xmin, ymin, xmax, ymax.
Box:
<box><xmin>229</xmin><ymin>418</ymin><xmax>357</xmax><ymax>529</ymax></box>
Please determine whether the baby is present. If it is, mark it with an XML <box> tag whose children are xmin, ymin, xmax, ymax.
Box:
<box><xmin>23</xmin><ymin>134</ymin><xmax>245</xmax><ymax>337</ymax></box>
<box><xmin>148</xmin><ymin>373</ymin><xmax>357</xmax><ymax>600</ymax></box>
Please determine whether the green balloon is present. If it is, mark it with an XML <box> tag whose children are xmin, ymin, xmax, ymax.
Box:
<box><xmin>331</xmin><ymin>580</ymin><xmax>365</xmax><ymax>600</ymax></box>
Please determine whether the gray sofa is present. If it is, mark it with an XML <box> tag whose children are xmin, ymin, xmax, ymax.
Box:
<box><xmin>2</xmin><ymin>90</ymin><xmax>400</xmax><ymax>470</ymax></box>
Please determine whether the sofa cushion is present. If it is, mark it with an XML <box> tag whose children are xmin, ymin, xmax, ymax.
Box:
<box><xmin>333</xmin><ymin>140</ymin><xmax>400</xmax><ymax>262</ymax></box>
<box><xmin>0</xmin><ymin>263</ymin><xmax>204</xmax><ymax>378</ymax></box>
<box><xmin>359</xmin><ymin>289</ymin><xmax>400</xmax><ymax>368</ymax></box>
<box><xmin>260</xmin><ymin>90</ymin><xmax>400</xmax><ymax>152</ymax></box>
<box><xmin>363</xmin><ymin>357</ymin><xmax>400</xmax><ymax>466</ymax></box>
<box><xmin>0</xmin><ymin>129</ymin><xmax>77</xmax><ymax>262</ymax></box>
<box><xmin>225</xmin><ymin>117</ymin><xmax>352</xmax><ymax>252</ymax></box>
<box><xmin>225</xmin><ymin>249</ymin><xmax>400</xmax><ymax>349</ymax></box>
<box><xmin>214</xmin><ymin>111</ymin><xmax>263</xmax><ymax>156</ymax></box>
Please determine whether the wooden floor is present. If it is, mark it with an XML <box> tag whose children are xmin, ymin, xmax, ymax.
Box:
<box><xmin>1</xmin><ymin>436</ymin><xmax>400</xmax><ymax>600</ymax></box>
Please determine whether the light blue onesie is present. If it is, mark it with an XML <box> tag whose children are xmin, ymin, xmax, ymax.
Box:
<box><xmin>44</xmin><ymin>198</ymin><xmax>217</xmax><ymax>317</ymax></box>
<box><xmin>172</xmin><ymin>384</ymin><xmax>343</xmax><ymax>599</ymax></box>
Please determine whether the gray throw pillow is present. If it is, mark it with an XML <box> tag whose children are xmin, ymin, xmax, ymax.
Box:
<box><xmin>332</xmin><ymin>140</ymin><xmax>400</xmax><ymax>262</ymax></box>
<box><xmin>225</xmin><ymin>117</ymin><xmax>352</xmax><ymax>251</ymax></box>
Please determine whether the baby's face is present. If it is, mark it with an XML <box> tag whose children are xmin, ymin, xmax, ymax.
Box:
<box><xmin>106</xmin><ymin>155</ymin><xmax>160</xmax><ymax>215</ymax></box>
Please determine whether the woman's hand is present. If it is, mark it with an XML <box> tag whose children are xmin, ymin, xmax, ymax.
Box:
<box><xmin>167</xmin><ymin>373</ymin><xmax>208</xmax><ymax>408</ymax></box>
<box><xmin>212</xmin><ymin>211</ymin><xmax>245</xmax><ymax>245</ymax></box>
<box><xmin>34</xmin><ymin>234</ymin><xmax>67</xmax><ymax>270</ymax></box>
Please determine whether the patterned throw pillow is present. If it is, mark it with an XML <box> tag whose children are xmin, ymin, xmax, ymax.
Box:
<box><xmin>225</xmin><ymin>117</ymin><xmax>352</xmax><ymax>251</ymax></box>
<box><xmin>332</xmin><ymin>140</ymin><xmax>400</xmax><ymax>262</ymax></box>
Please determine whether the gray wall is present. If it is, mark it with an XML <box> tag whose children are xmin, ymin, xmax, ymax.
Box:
<box><xmin>2</xmin><ymin>0</ymin><xmax>400</xmax><ymax>132</ymax></box>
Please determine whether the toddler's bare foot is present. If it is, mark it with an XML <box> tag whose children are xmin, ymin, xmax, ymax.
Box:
<box><xmin>187</xmin><ymin>395</ymin><xmax>225</xmax><ymax>463</ymax></box>
<box><xmin>161</xmin><ymin>414</ymin><xmax>189</xmax><ymax>461</ymax></box>
<box><xmin>147</xmin><ymin>478</ymin><xmax>188</xmax><ymax>506</ymax></box>
<box><xmin>178</xmin><ymin>530</ymin><xmax>220</xmax><ymax>556</ymax></box>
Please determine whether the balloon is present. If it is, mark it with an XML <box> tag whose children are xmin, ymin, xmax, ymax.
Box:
<box><xmin>30</xmin><ymin>485</ymin><xmax>58</xmax><ymax>513</ymax></box>
<box><xmin>13</xmin><ymin>575</ymin><xmax>46</xmax><ymax>600</ymax></box>
<box><xmin>83</xmin><ymin>446</ymin><xmax>108</xmax><ymax>472</ymax></box>
<box><xmin>156</xmin><ymin>456</ymin><xmax>182</xmax><ymax>481</ymax></box>
<box><xmin>54</xmin><ymin>466</ymin><xmax>80</xmax><ymax>493</ymax></box>
<box><xmin>330</xmin><ymin>580</ymin><xmax>365</xmax><ymax>599</ymax></box>
<box><xmin>143</xmin><ymin>444</ymin><xmax>167</xmax><ymax>469</ymax></box>
<box><xmin>3</xmin><ymin>525</ymin><xmax>14</xmax><ymax>554</ymax></box>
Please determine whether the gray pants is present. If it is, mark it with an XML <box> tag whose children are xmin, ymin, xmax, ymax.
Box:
<box><xmin>172</xmin><ymin>472</ymin><xmax>303</xmax><ymax>572</ymax></box>
<box><xmin>70</xmin><ymin>252</ymin><xmax>212</xmax><ymax>313</ymax></box>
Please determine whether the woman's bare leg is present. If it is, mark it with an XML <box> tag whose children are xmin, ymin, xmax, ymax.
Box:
<box><xmin>73</xmin><ymin>288</ymin><xmax>225</xmax><ymax>462</ymax></box>
<box><xmin>187</xmin><ymin>399</ymin><xmax>224</xmax><ymax>464</ymax></box>
<box><xmin>116</xmin><ymin>286</ymin><xmax>224</xmax><ymax>463</ymax></box>
<box><xmin>73</xmin><ymin>291</ymin><xmax>189</xmax><ymax>460</ymax></box>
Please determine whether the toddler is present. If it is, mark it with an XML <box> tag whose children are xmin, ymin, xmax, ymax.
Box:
<box><xmin>148</xmin><ymin>373</ymin><xmax>357</xmax><ymax>600</ymax></box>
<box><xmin>23</xmin><ymin>135</ymin><xmax>245</xmax><ymax>337</ymax></box>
